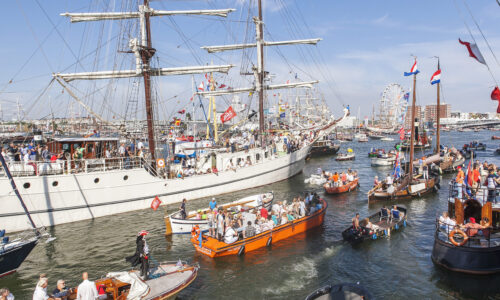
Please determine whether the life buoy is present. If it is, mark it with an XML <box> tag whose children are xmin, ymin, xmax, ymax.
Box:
<box><xmin>448</xmin><ymin>229</ymin><xmax>468</xmax><ymax>246</ymax></box>
<box><xmin>191</xmin><ymin>225</ymin><xmax>201</xmax><ymax>239</ymax></box>
<box><xmin>157</xmin><ymin>158</ymin><xmax>165</xmax><ymax>168</ymax></box>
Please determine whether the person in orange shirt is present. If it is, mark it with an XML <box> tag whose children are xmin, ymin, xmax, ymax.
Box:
<box><xmin>455</xmin><ymin>166</ymin><xmax>465</xmax><ymax>199</ymax></box>
<box><xmin>332</xmin><ymin>172</ymin><xmax>339</xmax><ymax>185</ymax></box>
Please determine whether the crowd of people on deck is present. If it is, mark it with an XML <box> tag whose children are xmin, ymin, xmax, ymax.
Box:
<box><xmin>439</xmin><ymin>212</ymin><xmax>492</xmax><ymax>239</ymax></box>
<box><xmin>0</xmin><ymin>271</ymin><xmax>101</xmax><ymax>300</ymax></box>
<box><xmin>453</xmin><ymin>160</ymin><xmax>500</xmax><ymax>203</ymax></box>
<box><xmin>183</xmin><ymin>192</ymin><xmax>323</xmax><ymax>244</ymax></box>
<box><xmin>324</xmin><ymin>168</ymin><xmax>358</xmax><ymax>188</ymax></box>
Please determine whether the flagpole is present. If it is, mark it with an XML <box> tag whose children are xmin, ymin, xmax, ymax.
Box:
<box><xmin>408</xmin><ymin>67</ymin><xmax>417</xmax><ymax>184</ymax></box>
<box><xmin>435</xmin><ymin>58</ymin><xmax>441</xmax><ymax>154</ymax></box>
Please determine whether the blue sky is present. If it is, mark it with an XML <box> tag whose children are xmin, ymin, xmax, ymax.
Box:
<box><xmin>0</xmin><ymin>0</ymin><xmax>499</xmax><ymax>122</ymax></box>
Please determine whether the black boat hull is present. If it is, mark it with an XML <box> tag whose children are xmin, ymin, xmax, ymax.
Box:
<box><xmin>0</xmin><ymin>239</ymin><xmax>38</xmax><ymax>278</ymax></box>
<box><xmin>431</xmin><ymin>235</ymin><xmax>500</xmax><ymax>275</ymax></box>
<box><xmin>309</xmin><ymin>145</ymin><xmax>340</xmax><ymax>157</ymax></box>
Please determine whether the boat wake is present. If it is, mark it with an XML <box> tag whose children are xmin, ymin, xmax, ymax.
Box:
<box><xmin>263</xmin><ymin>245</ymin><xmax>341</xmax><ymax>295</ymax></box>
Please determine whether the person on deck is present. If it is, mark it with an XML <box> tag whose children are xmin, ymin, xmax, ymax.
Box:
<box><xmin>209</xmin><ymin>198</ymin><xmax>217</xmax><ymax>211</ymax></box>
<box><xmin>352</xmin><ymin>213</ymin><xmax>360</xmax><ymax>232</ymax></box>
<box><xmin>125</xmin><ymin>231</ymin><xmax>150</xmax><ymax>280</ymax></box>
<box><xmin>455</xmin><ymin>166</ymin><xmax>465</xmax><ymax>199</ymax></box>
<box><xmin>180</xmin><ymin>199</ymin><xmax>187</xmax><ymax>219</ymax></box>
<box><xmin>75</xmin><ymin>272</ymin><xmax>98</xmax><ymax>300</ymax></box>
<box><xmin>260</xmin><ymin>206</ymin><xmax>269</xmax><ymax>219</ymax></box>
<box><xmin>244</xmin><ymin>221</ymin><xmax>256</xmax><ymax>238</ymax></box>
<box><xmin>33</xmin><ymin>277</ymin><xmax>55</xmax><ymax>300</ymax></box>
<box><xmin>224</xmin><ymin>225</ymin><xmax>238</xmax><ymax>244</ymax></box>
<box><xmin>373</xmin><ymin>176</ymin><xmax>380</xmax><ymax>187</ymax></box>
<box><xmin>52</xmin><ymin>279</ymin><xmax>71</xmax><ymax>300</ymax></box>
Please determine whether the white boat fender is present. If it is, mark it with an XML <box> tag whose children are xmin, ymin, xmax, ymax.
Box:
<box><xmin>267</xmin><ymin>236</ymin><xmax>272</xmax><ymax>247</ymax></box>
<box><xmin>238</xmin><ymin>245</ymin><xmax>245</xmax><ymax>256</ymax></box>
<box><xmin>434</xmin><ymin>185</ymin><xmax>439</xmax><ymax>192</ymax></box>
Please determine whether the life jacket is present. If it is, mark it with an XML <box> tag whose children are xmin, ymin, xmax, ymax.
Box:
<box><xmin>191</xmin><ymin>225</ymin><xmax>201</xmax><ymax>239</ymax></box>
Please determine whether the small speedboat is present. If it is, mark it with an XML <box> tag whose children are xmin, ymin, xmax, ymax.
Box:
<box><xmin>304</xmin><ymin>174</ymin><xmax>328</xmax><ymax>185</ymax></box>
<box><xmin>381</xmin><ymin>136</ymin><xmax>394</xmax><ymax>141</ymax></box>
<box><xmin>335</xmin><ymin>153</ymin><xmax>355</xmax><ymax>161</ymax></box>
<box><xmin>342</xmin><ymin>205</ymin><xmax>407</xmax><ymax>244</ymax></box>
<box><xmin>67</xmin><ymin>261</ymin><xmax>199</xmax><ymax>299</ymax></box>
<box><xmin>465</xmin><ymin>141</ymin><xmax>486</xmax><ymax>151</ymax></box>
<box><xmin>368</xmin><ymin>148</ymin><xmax>385</xmax><ymax>157</ymax></box>
<box><xmin>165</xmin><ymin>193</ymin><xmax>273</xmax><ymax>234</ymax></box>
<box><xmin>305</xmin><ymin>282</ymin><xmax>373</xmax><ymax>300</ymax></box>
<box><xmin>358</xmin><ymin>136</ymin><xmax>368</xmax><ymax>142</ymax></box>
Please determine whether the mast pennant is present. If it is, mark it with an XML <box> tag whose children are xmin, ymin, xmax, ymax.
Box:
<box><xmin>458</xmin><ymin>39</ymin><xmax>486</xmax><ymax>65</ymax></box>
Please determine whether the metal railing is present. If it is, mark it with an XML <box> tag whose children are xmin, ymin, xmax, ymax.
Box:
<box><xmin>448</xmin><ymin>181</ymin><xmax>500</xmax><ymax>206</ymax></box>
<box><xmin>0</xmin><ymin>156</ymin><xmax>149</xmax><ymax>177</ymax></box>
<box><xmin>435</xmin><ymin>218</ymin><xmax>500</xmax><ymax>248</ymax></box>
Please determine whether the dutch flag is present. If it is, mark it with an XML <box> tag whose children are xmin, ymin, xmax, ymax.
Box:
<box><xmin>404</xmin><ymin>60</ymin><xmax>419</xmax><ymax>76</ymax></box>
<box><xmin>430</xmin><ymin>69</ymin><xmax>441</xmax><ymax>85</ymax></box>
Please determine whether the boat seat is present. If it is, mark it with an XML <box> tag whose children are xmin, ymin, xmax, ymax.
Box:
<box><xmin>379</xmin><ymin>209</ymin><xmax>389</xmax><ymax>222</ymax></box>
<box><xmin>391</xmin><ymin>210</ymin><xmax>401</xmax><ymax>222</ymax></box>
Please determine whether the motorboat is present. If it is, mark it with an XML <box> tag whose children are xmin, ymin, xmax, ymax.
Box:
<box><xmin>165</xmin><ymin>193</ymin><xmax>273</xmax><ymax>234</ymax></box>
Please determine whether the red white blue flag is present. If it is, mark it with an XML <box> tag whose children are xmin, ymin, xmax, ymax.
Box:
<box><xmin>404</xmin><ymin>60</ymin><xmax>419</xmax><ymax>76</ymax></box>
<box><xmin>430</xmin><ymin>69</ymin><xmax>441</xmax><ymax>85</ymax></box>
<box><xmin>459</xmin><ymin>39</ymin><xmax>486</xmax><ymax>65</ymax></box>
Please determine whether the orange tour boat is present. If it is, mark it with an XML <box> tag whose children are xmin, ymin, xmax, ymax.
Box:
<box><xmin>323</xmin><ymin>178</ymin><xmax>359</xmax><ymax>194</ymax></box>
<box><xmin>191</xmin><ymin>199</ymin><xmax>327</xmax><ymax>258</ymax></box>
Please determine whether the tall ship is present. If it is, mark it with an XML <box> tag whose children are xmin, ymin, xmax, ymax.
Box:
<box><xmin>0</xmin><ymin>1</ymin><xmax>346</xmax><ymax>232</ymax></box>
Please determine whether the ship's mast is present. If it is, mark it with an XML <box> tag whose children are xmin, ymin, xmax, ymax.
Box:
<box><xmin>257</xmin><ymin>0</ymin><xmax>265</xmax><ymax>143</ymax></box>
<box><xmin>141</xmin><ymin>0</ymin><xmax>157</xmax><ymax>164</ymax></box>
<box><xmin>435</xmin><ymin>58</ymin><xmax>441</xmax><ymax>154</ymax></box>
<box><xmin>408</xmin><ymin>62</ymin><xmax>418</xmax><ymax>183</ymax></box>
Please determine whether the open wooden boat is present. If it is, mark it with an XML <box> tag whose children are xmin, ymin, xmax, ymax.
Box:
<box><xmin>368</xmin><ymin>177</ymin><xmax>438</xmax><ymax>203</ymax></box>
<box><xmin>368</xmin><ymin>148</ymin><xmax>385</xmax><ymax>157</ymax></box>
<box><xmin>465</xmin><ymin>141</ymin><xmax>486</xmax><ymax>151</ymax></box>
<box><xmin>191</xmin><ymin>199</ymin><xmax>327</xmax><ymax>258</ymax></box>
<box><xmin>165</xmin><ymin>193</ymin><xmax>273</xmax><ymax>234</ymax></box>
<box><xmin>323</xmin><ymin>178</ymin><xmax>359</xmax><ymax>194</ymax></box>
<box><xmin>492</xmin><ymin>136</ymin><xmax>500</xmax><ymax>140</ymax></box>
<box><xmin>67</xmin><ymin>261</ymin><xmax>198</xmax><ymax>300</ymax></box>
<box><xmin>342</xmin><ymin>205</ymin><xmax>407</xmax><ymax>244</ymax></box>
<box><xmin>305</xmin><ymin>282</ymin><xmax>373</xmax><ymax>300</ymax></box>
<box><xmin>335</xmin><ymin>153</ymin><xmax>355</xmax><ymax>161</ymax></box>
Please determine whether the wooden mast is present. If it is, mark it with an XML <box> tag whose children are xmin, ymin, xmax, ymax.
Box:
<box><xmin>257</xmin><ymin>0</ymin><xmax>265</xmax><ymax>145</ymax></box>
<box><xmin>141</xmin><ymin>0</ymin><xmax>157</xmax><ymax>167</ymax></box>
<box><xmin>408</xmin><ymin>61</ymin><xmax>418</xmax><ymax>183</ymax></box>
<box><xmin>435</xmin><ymin>59</ymin><xmax>441</xmax><ymax>154</ymax></box>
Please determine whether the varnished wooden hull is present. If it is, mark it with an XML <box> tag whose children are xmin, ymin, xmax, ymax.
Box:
<box><xmin>368</xmin><ymin>178</ymin><xmax>437</xmax><ymax>203</ymax></box>
<box><xmin>324</xmin><ymin>178</ymin><xmax>358</xmax><ymax>194</ymax></box>
<box><xmin>191</xmin><ymin>200</ymin><xmax>327</xmax><ymax>257</ymax></box>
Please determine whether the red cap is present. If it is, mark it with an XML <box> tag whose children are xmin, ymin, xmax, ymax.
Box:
<box><xmin>457</xmin><ymin>166</ymin><xmax>462</xmax><ymax>169</ymax></box>
<box><xmin>138</xmin><ymin>230</ymin><xmax>149</xmax><ymax>236</ymax></box>
<box><xmin>470</xmin><ymin>217</ymin><xmax>476</xmax><ymax>223</ymax></box>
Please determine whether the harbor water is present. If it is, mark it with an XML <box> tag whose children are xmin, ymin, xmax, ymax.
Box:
<box><xmin>2</xmin><ymin>131</ymin><xmax>500</xmax><ymax>299</ymax></box>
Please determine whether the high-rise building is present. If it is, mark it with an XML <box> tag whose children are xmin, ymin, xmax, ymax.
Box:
<box><xmin>424</xmin><ymin>104</ymin><xmax>451</xmax><ymax>124</ymax></box>
<box><xmin>404</xmin><ymin>105</ymin><xmax>422</xmax><ymax>129</ymax></box>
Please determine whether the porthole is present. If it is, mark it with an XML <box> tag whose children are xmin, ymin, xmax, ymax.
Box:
<box><xmin>94</xmin><ymin>178</ymin><xmax>100</xmax><ymax>184</ymax></box>
<box><xmin>52</xmin><ymin>181</ymin><xmax>58</xmax><ymax>187</ymax></box>
<box><xmin>123</xmin><ymin>175</ymin><xmax>129</xmax><ymax>181</ymax></box>
<box><xmin>23</xmin><ymin>182</ymin><xmax>30</xmax><ymax>189</ymax></box>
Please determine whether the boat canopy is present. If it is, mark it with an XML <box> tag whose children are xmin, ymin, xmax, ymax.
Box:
<box><xmin>106</xmin><ymin>271</ymin><xmax>149</xmax><ymax>299</ymax></box>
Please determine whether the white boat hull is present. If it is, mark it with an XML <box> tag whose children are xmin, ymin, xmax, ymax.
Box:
<box><xmin>304</xmin><ymin>174</ymin><xmax>327</xmax><ymax>185</ymax></box>
<box><xmin>370</xmin><ymin>157</ymin><xmax>395</xmax><ymax>166</ymax></box>
<box><xmin>0</xmin><ymin>146</ymin><xmax>309</xmax><ymax>232</ymax></box>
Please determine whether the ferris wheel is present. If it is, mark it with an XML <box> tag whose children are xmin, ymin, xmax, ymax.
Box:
<box><xmin>379</xmin><ymin>83</ymin><xmax>407</xmax><ymax>127</ymax></box>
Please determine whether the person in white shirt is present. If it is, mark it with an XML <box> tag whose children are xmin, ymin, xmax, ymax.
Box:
<box><xmin>224</xmin><ymin>226</ymin><xmax>238</xmax><ymax>244</ymax></box>
<box><xmin>439</xmin><ymin>211</ymin><xmax>456</xmax><ymax>230</ymax></box>
<box><xmin>137</xmin><ymin>141</ymin><xmax>144</xmax><ymax>150</ymax></box>
<box><xmin>76</xmin><ymin>272</ymin><xmax>98</xmax><ymax>300</ymax></box>
<box><xmin>33</xmin><ymin>277</ymin><xmax>53</xmax><ymax>300</ymax></box>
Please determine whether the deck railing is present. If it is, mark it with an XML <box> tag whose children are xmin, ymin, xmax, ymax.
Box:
<box><xmin>0</xmin><ymin>156</ymin><xmax>150</xmax><ymax>177</ymax></box>
<box><xmin>435</xmin><ymin>219</ymin><xmax>500</xmax><ymax>248</ymax></box>
<box><xmin>448</xmin><ymin>180</ymin><xmax>500</xmax><ymax>206</ymax></box>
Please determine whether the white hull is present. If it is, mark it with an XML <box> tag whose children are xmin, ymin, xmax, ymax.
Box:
<box><xmin>370</xmin><ymin>157</ymin><xmax>395</xmax><ymax>166</ymax></box>
<box><xmin>167</xmin><ymin>192</ymin><xmax>273</xmax><ymax>234</ymax></box>
<box><xmin>0</xmin><ymin>146</ymin><xmax>310</xmax><ymax>232</ymax></box>
<box><xmin>304</xmin><ymin>174</ymin><xmax>327</xmax><ymax>185</ymax></box>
